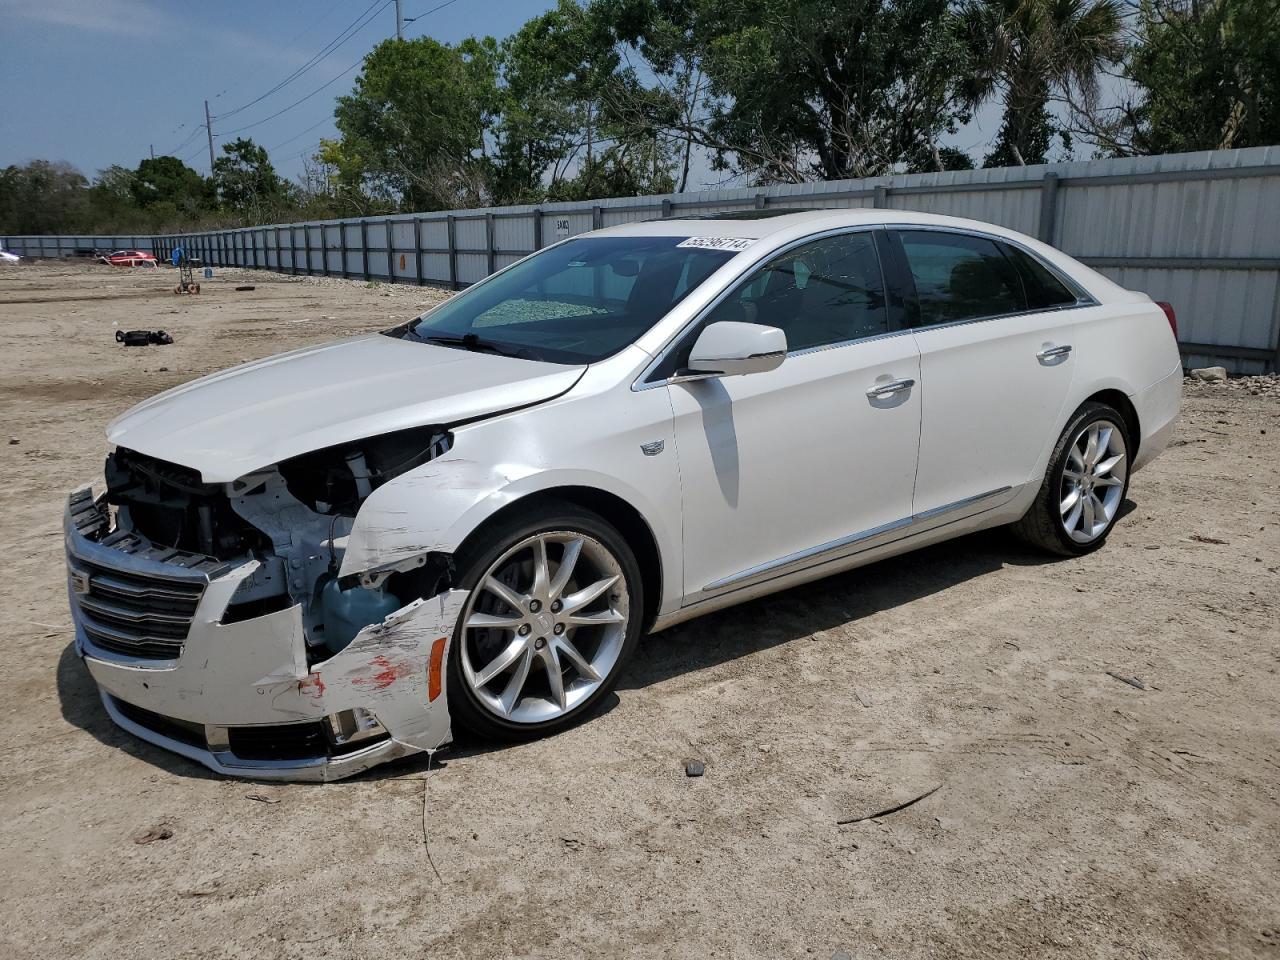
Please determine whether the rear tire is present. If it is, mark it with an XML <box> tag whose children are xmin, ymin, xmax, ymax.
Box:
<box><xmin>446</xmin><ymin>501</ymin><xmax>644</xmax><ymax>742</ymax></box>
<box><xmin>1012</xmin><ymin>402</ymin><xmax>1132</xmax><ymax>556</ymax></box>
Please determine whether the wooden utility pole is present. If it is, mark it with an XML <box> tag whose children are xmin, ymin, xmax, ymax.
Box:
<box><xmin>204</xmin><ymin>100</ymin><xmax>216</xmax><ymax>173</ymax></box>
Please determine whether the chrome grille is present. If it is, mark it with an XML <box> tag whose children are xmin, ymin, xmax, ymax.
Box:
<box><xmin>75</xmin><ymin>558</ymin><xmax>204</xmax><ymax>659</ymax></box>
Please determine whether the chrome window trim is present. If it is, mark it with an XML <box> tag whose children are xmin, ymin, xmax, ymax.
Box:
<box><xmin>632</xmin><ymin>224</ymin><xmax>892</xmax><ymax>392</ymax></box>
<box><xmin>701</xmin><ymin>486</ymin><xmax>1013</xmax><ymax>595</ymax></box>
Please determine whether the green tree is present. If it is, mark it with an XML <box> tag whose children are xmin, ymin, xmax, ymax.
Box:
<box><xmin>130</xmin><ymin>155</ymin><xmax>213</xmax><ymax>215</ymax></box>
<box><xmin>495</xmin><ymin>0</ymin><xmax>675</xmax><ymax>202</ymax></box>
<box><xmin>334</xmin><ymin>36</ymin><xmax>501</xmax><ymax>210</ymax></box>
<box><xmin>0</xmin><ymin>161</ymin><xmax>90</xmax><ymax>234</ymax></box>
<box><xmin>1118</xmin><ymin>0</ymin><xmax>1280</xmax><ymax>155</ymax></box>
<box><xmin>213</xmin><ymin>137</ymin><xmax>285</xmax><ymax>218</ymax></box>
<box><xmin>610</xmin><ymin>0</ymin><xmax>974</xmax><ymax>182</ymax></box>
<box><xmin>959</xmin><ymin>0</ymin><xmax>1122</xmax><ymax>166</ymax></box>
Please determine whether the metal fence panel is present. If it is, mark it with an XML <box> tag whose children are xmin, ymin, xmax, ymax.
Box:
<box><xmin>7</xmin><ymin>146</ymin><xmax>1280</xmax><ymax>370</ymax></box>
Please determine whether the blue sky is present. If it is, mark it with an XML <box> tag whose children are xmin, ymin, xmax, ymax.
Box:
<box><xmin>0</xmin><ymin>0</ymin><xmax>1009</xmax><ymax>190</ymax></box>
<box><xmin>0</xmin><ymin>0</ymin><xmax>561</xmax><ymax>182</ymax></box>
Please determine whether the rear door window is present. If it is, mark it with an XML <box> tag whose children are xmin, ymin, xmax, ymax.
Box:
<box><xmin>895</xmin><ymin>231</ymin><xmax>1025</xmax><ymax>326</ymax></box>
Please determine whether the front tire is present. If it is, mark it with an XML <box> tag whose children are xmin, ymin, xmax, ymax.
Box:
<box><xmin>447</xmin><ymin>501</ymin><xmax>644</xmax><ymax>741</ymax></box>
<box><xmin>1012</xmin><ymin>402</ymin><xmax>1132</xmax><ymax>556</ymax></box>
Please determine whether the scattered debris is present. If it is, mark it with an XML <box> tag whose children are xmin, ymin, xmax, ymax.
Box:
<box><xmin>854</xmin><ymin>689</ymin><xmax>873</xmax><ymax>708</ymax></box>
<box><xmin>235</xmin><ymin>285</ymin><xmax>256</xmax><ymax>291</ymax></box>
<box><xmin>1189</xmin><ymin>366</ymin><xmax>1228</xmax><ymax>382</ymax></box>
<box><xmin>685</xmin><ymin>759</ymin><xmax>705</xmax><ymax>777</ymax></box>
<box><xmin>1003</xmin><ymin>640</ymin><xmax>1021</xmax><ymax>651</ymax></box>
<box><xmin>115</xmin><ymin>329</ymin><xmax>173</xmax><ymax>347</ymax></box>
<box><xmin>133</xmin><ymin>826</ymin><xmax>174</xmax><ymax>844</ymax></box>
<box><xmin>244</xmin><ymin>793</ymin><xmax>280</xmax><ymax>804</ymax></box>
<box><xmin>837</xmin><ymin>783</ymin><xmax>943</xmax><ymax>825</ymax></box>
<box><xmin>7</xmin><ymin>437</ymin><xmax>17</xmax><ymax>445</ymax></box>
<box><xmin>1106</xmin><ymin>670</ymin><xmax>1147</xmax><ymax>690</ymax></box>
<box><xmin>1189</xmin><ymin>534</ymin><xmax>1228</xmax><ymax>545</ymax></box>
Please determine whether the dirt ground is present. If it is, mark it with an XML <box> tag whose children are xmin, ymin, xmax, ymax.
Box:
<box><xmin>1</xmin><ymin>260</ymin><xmax>1277</xmax><ymax>960</ymax></box>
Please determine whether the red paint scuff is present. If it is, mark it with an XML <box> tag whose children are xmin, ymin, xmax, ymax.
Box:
<box><xmin>299</xmin><ymin>674</ymin><xmax>326</xmax><ymax>698</ymax></box>
<box><xmin>352</xmin><ymin>654</ymin><xmax>413</xmax><ymax>691</ymax></box>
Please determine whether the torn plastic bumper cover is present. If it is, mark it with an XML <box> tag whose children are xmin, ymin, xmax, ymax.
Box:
<box><xmin>65</xmin><ymin>486</ymin><xmax>465</xmax><ymax>782</ymax></box>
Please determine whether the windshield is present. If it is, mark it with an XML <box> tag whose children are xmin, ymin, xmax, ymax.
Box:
<box><xmin>388</xmin><ymin>236</ymin><xmax>737</xmax><ymax>364</ymax></box>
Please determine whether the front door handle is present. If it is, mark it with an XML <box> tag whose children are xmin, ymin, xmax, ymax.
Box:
<box><xmin>866</xmin><ymin>378</ymin><xmax>915</xmax><ymax>400</ymax></box>
<box><xmin>1037</xmin><ymin>344</ymin><xmax>1072</xmax><ymax>361</ymax></box>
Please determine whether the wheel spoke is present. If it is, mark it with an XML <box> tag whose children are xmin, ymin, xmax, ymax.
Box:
<box><xmin>466</xmin><ymin>611</ymin><xmax>523</xmax><ymax>631</ymax></box>
<box><xmin>555</xmin><ymin>635</ymin><xmax>602</xmax><ymax>682</ymax></box>
<box><xmin>1083</xmin><ymin>426</ymin><xmax>1100</xmax><ymax>468</ymax></box>
<box><xmin>482</xmin><ymin>576</ymin><xmax>526</xmax><ymax>613</ymax></box>
<box><xmin>498</xmin><ymin>647</ymin><xmax>534</xmax><ymax>715</ymax></box>
<box><xmin>1095</xmin><ymin>425</ymin><xmax>1113</xmax><ymax>462</ymax></box>
<box><xmin>475</xmin><ymin>637</ymin><xmax>527</xmax><ymax>687</ymax></box>
<box><xmin>542</xmin><ymin>648</ymin><xmax>567</xmax><ymax>710</ymax></box>
<box><xmin>549</xmin><ymin>536</ymin><xmax>583</xmax><ymax>601</ymax></box>
<box><xmin>531</xmin><ymin>535</ymin><xmax>551</xmax><ymax>599</ymax></box>
<box><xmin>1061</xmin><ymin>487</ymin><xmax>1081</xmax><ymax>513</ymax></box>
<box><xmin>1064</xmin><ymin>499</ymin><xmax>1083</xmax><ymax>533</ymax></box>
<box><xmin>564</xmin><ymin>608</ymin><xmax>626</xmax><ymax>628</ymax></box>
<box><xmin>560</xmin><ymin>574</ymin><xmax>620</xmax><ymax>615</ymax></box>
<box><xmin>1094</xmin><ymin>452</ymin><xmax>1125</xmax><ymax>477</ymax></box>
<box><xmin>1067</xmin><ymin>445</ymin><xmax>1085</xmax><ymax>471</ymax></box>
<box><xmin>1063</xmin><ymin>468</ymin><xmax>1085</xmax><ymax>482</ymax></box>
<box><xmin>1090</xmin><ymin>492</ymin><xmax>1108</xmax><ymax>526</ymax></box>
<box><xmin>1082</xmin><ymin>491</ymin><xmax>1097</xmax><ymax>531</ymax></box>
<box><xmin>1093</xmin><ymin>474</ymin><xmax>1123</xmax><ymax>487</ymax></box>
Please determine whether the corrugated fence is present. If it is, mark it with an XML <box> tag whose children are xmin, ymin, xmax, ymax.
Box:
<box><xmin>5</xmin><ymin>146</ymin><xmax>1279</xmax><ymax>373</ymax></box>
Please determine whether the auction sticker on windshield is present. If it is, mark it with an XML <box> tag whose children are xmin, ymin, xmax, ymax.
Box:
<box><xmin>675</xmin><ymin>236</ymin><xmax>755</xmax><ymax>251</ymax></box>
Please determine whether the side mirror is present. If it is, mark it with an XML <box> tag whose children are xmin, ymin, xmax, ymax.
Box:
<box><xmin>683</xmin><ymin>321</ymin><xmax>787</xmax><ymax>379</ymax></box>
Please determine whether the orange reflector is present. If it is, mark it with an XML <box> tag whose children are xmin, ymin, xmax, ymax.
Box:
<box><xmin>427</xmin><ymin>637</ymin><xmax>447</xmax><ymax>702</ymax></box>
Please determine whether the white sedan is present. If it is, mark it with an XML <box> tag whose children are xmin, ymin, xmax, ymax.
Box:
<box><xmin>65</xmin><ymin>209</ymin><xmax>1182</xmax><ymax>779</ymax></box>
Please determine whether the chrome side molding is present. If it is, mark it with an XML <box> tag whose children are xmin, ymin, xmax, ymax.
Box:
<box><xmin>702</xmin><ymin>486</ymin><xmax>1013</xmax><ymax>594</ymax></box>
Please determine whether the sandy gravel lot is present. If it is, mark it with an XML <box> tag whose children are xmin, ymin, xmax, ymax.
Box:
<box><xmin>0</xmin><ymin>261</ymin><xmax>1277</xmax><ymax>960</ymax></box>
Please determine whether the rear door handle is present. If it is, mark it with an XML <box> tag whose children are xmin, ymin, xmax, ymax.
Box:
<box><xmin>866</xmin><ymin>378</ymin><xmax>915</xmax><ymax>400</ymax></box>
<box><xmin>1037</xmin><ymin>344</ymin><xmax>1072</xmax><ymax>361</ymax></box>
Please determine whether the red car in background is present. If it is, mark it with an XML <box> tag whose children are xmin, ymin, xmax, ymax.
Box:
<box><xmin>99</xmin><ymin>249</ymin><xmax>158</xmax><ymax>267</ymax></box>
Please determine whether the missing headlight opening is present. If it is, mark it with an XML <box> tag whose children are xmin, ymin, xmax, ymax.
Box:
<box><xmin>275</xmin><ymin>425</ymin><xmax>452</xmax><ymax>515</ymax></box>
<box><xmin>102</xmin><ymin>427</ymin><xmax>454</xmax><ymax>665</ymax></box>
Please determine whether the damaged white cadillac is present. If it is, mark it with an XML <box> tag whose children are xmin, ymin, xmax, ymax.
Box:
<box><xmin>65</xmin><ymin>209</ymin><xmax>1182</xmax><ymax>780</ymax></box>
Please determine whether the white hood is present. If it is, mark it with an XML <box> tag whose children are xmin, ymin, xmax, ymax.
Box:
<box><xmin>107</xmin><ymin>334</ymin><xmax>585</xmax><ymax>482</ymax></box>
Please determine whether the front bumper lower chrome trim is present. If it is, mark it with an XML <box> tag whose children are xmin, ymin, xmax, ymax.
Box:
<box><xmin>100</xmin><ymin>691</ymin><xmax>417</xmax><ymax>782</ymax></box>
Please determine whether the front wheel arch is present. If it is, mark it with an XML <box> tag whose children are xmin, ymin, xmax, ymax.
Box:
<box><xmin>452</xmin><ymin>486</ymin><xmax>663</xmax><ymax>633</ymax></box>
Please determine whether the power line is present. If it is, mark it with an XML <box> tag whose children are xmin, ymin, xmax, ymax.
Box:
<box><xmin>219</xmin><ymin>55</ymin><xmax>366</xmax><ymax>137</ymax></box>
<box><xmin>270</xmin><ymin>114</ymin><xmax>336</xmax><ymax>152</ymax></box>
<box><xmin>164</xmin><ymin>123</ymin><xmax>205</xmax><ymax>158</ymax></box>
<box><xmin>224</xmin><ymin>0</ymin><xmax>469</xmax><ymax>165</ymax></box>
<box><xmin>403</xmin><ymin>0</ymin><xmax>463</xmax><ymax>32</ymax></box>
<box><xmin>213</xmin><ymin>0</ymin><xmax>391</xmax><ymax>122</ymax></box>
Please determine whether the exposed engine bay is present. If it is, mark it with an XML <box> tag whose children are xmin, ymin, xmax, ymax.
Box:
<box><xmin>102</xmin><ymin>428</ymin><xmax>456</xmax><ymax>665</ymax></box>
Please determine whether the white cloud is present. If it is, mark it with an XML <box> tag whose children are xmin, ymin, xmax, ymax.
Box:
<box><xmin>0</xmin><ymin>0</ymin><xmax>171</xmax><ymax>38</ymax></box>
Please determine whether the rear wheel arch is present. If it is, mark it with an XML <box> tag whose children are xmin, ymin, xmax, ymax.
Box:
<box><xmin>1082</xmin><ymin>389</ymin><xmax>1140</xmax><ymax>462</ymax></box>
<box><xmin>452</xmin><ymin>486</ymin><xmax>663</xmax><ymax>632</ymax></box>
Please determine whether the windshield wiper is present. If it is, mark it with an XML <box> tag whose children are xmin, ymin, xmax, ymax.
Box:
<box><xmin>418</xmin><ymin>332</ymin><xmax>520</xmax><ymax>357</ymax></box>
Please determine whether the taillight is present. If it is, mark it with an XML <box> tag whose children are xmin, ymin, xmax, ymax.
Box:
<box><xmin>1155</xmin><ymin>301</ymin><xmax>1177</xmax><ymax>340</ymax></box>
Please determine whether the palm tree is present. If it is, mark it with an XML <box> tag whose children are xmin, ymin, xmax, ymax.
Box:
<box><xmin>960</xmin><ymin>0</ymin><xmax>1124</xmax><ymax>166</ymax></box>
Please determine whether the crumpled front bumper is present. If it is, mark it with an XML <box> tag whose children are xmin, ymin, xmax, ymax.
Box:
<box><xmin>64</xmin><ymin>486</ymin><xmax>465</xmax><ymax>782</ymax></box>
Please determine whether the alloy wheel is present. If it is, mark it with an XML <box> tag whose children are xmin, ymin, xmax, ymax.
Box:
<box><xmin>459</xmin><ymin>531</ymin><xmax>629</xmax><ymax>724</ymax></box>
<box><xmin>1059</xmin><ymin>418</ymin><xmax>1127</xmax><ymax>543</ymax></box>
